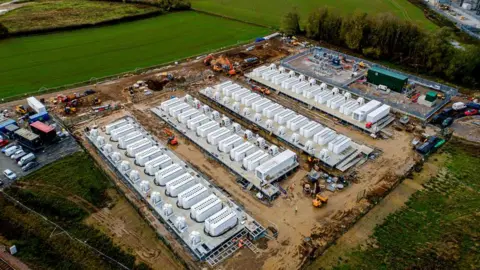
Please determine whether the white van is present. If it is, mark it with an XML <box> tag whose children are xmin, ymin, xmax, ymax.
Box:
<box><xmin>5</xmin><ymin>146</ymin><xmax>20</xmax><ymax>157</ymax></box>
<box><xmin>18</xmin><ymin>153</ymin><xmax>36</xmax><ymax>166</ymax></box>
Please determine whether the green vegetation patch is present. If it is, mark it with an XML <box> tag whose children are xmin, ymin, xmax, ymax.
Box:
<box><xmin>0</xmin><ymin>0</ymin><xmax>161</xmax><ymax>33</ymax></box>
<box><xmin>191</xmin><ymin>0</ymin><xmax>437</xmax><ymax>30</ymax></box>
<box><xmin>0</xmin><ymin>11</ymin><xmax>268</xmax><ymax>98</ymax></box>
<box><xmin>333</xmin><ymin>142</ymin><xmax>480</xmax><ymax>269</ymax></box>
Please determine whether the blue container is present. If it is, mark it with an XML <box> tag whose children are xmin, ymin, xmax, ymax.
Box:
<box><xmin>28</xmin><ymin>111</ymin><xmax>50</xmax><ymax>123</ymax></box>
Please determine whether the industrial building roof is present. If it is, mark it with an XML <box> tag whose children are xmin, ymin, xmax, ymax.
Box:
<box><xmin>369</xmin><ymin>66</ymin><xmax>408</xmax><ymax>81</ymax></box>
<box><xmin>30</xmin><ymin>121</ymin><xmax>55</xmax><ymax>133</ymax></box>
<box><xmin>5</xmin><ymin>124</ymin><xmax>19</xmax><ymax>132</ymax></box>
<box><xmin>15</xmin><ymin>128</ymin><xmax>40</xmax><ymax>141</ymax></box>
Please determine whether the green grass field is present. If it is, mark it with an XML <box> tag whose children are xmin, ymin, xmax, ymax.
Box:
<box><xmin>192</xmin><ymin>0</ymin><xmax>437</xmax><ymax>30</ymax></box>
<box><xmin>0</xmin><ymin>11</ymin><xmax>269</xmax><ymax>98</ymax></box>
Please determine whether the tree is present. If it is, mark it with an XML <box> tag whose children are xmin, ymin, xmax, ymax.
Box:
<box><xmin>281</xmin><ymin>10</ymin><xmax>301</xmax><ymax>36</ymax></box>
<box><xmin>445</xmin><ymin>45</ymin><xmax>480</xmax><ymax>86</ymax></box>
<box><xmin>306</xmin><ymin>8</ymin><xmax>329</xmax><ymax>40</ymax></box>
<box><xmin>341</xmin><ymin>11</ymin><xmax>368</xmax><ymax>50</ymax></box>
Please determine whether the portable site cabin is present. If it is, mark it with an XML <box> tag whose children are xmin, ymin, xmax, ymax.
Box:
<box><xmin>30</xmin><ymin>121</ymin><xmax>57</xmax><ymax>143</ymax></box>
<box><xmin>367</xmin><ymin>66</ymin><xmax>408</xmax><ymax>93</ymax></box>
<box><xmin>15</xmin><ymin>128</ymin><xmax>42</xmax><ymax>151</ymax></box>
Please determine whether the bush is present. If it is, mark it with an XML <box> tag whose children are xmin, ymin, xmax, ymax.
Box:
<box><xmin>281</xmin><ymin>10</ymin><xmax>301</xmax><ymax>36</ymax></box>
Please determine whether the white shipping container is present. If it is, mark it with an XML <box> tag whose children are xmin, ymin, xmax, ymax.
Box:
<box><xmin>232</xmin><ymin>89</ymin><xmax>250</xmax><ymax>101</ymax></box>
<box><xmin>207</xmin><ymin>127</ymin><xmax>230</xmax><ymax>145</ymax></box>
<box><xmin>196</xmin><ymin>121</ymin><xmax>219</xmax><ymax>137</ymax></box>
<box><xmin>255</xmin><ymin>150</ymin><xmax>297</xmax><ymax>181</ymax></box>
<box><xmin>301</xmin><ymin>122</ymin><xmax>323</xmax><ymax>138</ymax></box>
<box><xmin>344</xmin><ymin>102</ymin><xmax>360</xmax><ymax>116</ymax></box>
<box><xmin>315</xmin><ymin>91</ymin><xmax>333</xmax><ymax>104</ymax></box>
<box><xmin>253</xmin><ymin>66</ymin><xmax>269</xmax><ymax>77</ymax></box>
<box><xmin>246</xmin><ymin>153</ymin><xmax>270</xmax><ymax>171</ymax></box>
<box><xmin>190</xmin><ymin>194</ymin><xmax>223</xmax><ymax>222</ymax></box>
<box><xmin>223</xmin><ymin>84</ymin><xmax>241</xmax><ymax>96</ymax></box>
<box><xmin>187</xmin><ymin>115</ymin><xmax>210</xmax><ymax>130</ymax></box>
<box><xmin>169</xmin><ymin>103</ymin><xmax>190</xmax><ymax>117</ymax></box>
<box><xmin>155</xmin><ymin>164</ymin><xmax>185</xmax><ymax>186</ymax></box>
<box><xmin>27</xmin><ymin>97</ymin><xmax>46</xmax><ymax>114</ymax></box>
<box><xmin>292</xmin><ymin>81</ymin><xmax>309</xmax><ymax>94</ymax></box>
<box><xmin>126</xmin><ymin>138</ymin><xmax>151</xmax><ymax>156</ymax></box>
<box><xmin>241</xmin><ymin>93</ymin><xmax>257</xmax><ymax>104</ymax></box>
<box><xmin>177</xmin><ymin>184</ymin><xmax>209</xmax><ymax>209</ymax></box>
<box><xmin>317</xmin><ymin>130</ymin><xmax>337</xmax><ymax>145</ymax></box>
<box><xmin>204</xmin><ymin>207</ymin><xmax>237</xmax><ymax>236</ymax></box>
<box><xmin>118</xmin><ymin>131</ymin><xmax>143</xmax><ymax>149</ymax></box>
<box><xmin>110</xmin><ymin>124</ymin><xmax>135</xmax><ymax>141</ymax></box>
<box><xmin>242</xmin><ymin>150</ymin><xmax>264</xmax><ymax>169</ymax></box>
<box><xmin>327</xmin><ymin>95</ymin><xmax>345</xmax><ymax>108</ymax></box>
<box><xmin>166</xmin><ymin>173</ymin><xmax>195</xmax><ymax>197</ymax></box>
<box><xmin>264</xmin><ymin>104</ymin><xmax>283</xmax><ymax>119</ymax></box>
<box><xmin>328</xmin><ymin>135</ymin><xmax>347</xmax><ymax>151</ymax></box>
<box><xmin>215</xmin><ymin>81</ymin><xmax>233</xmax><ymax>91</ymax></box>
<box><xmin>160</xmin><ymin>98</ymin><xmax>182</xmax><ymax>111</ymax></box>
<box><xmin>135</xmin><ymin>147</ymin><xmax>162</xmax><ymax>166</ymax></box>
<box><xmin>218</xmin><ymin>135</ymin><xmax>243</xmax><ymax>153</ymax></box>
<box><xmin>339</xmin><ymin>100</ymin><xmax>357</xmax><ymax>114</ymax></box>
<box><xmin>242</xmin><ymin>94</ymin><xmax>260</xmax><ymax>107</ymax></box>
<box><xmin>105</xmin><ymin>119</ymin><xmax>128</xmax><ymax>134</ymax></box>
<box><xmin>313</xmin><ymin>128</ymin><xmax>334</xmax><ymax>144</ymax></box>
<box><xmin>287</xmin><ymin>116</ymin><xmax>308</xmax><ymax>131</ymax></box>
<box><xmin>275</xmin><ymin>110</ymin><xmax>296</xmax><ymax>125</ymax></box>
<box><xmin>333</xmin><ymin>138</ymin><xmax>352</xmax><ymax>154</ymax></box>
<box><xmin>352</xmin><ymin>100</ymin><xmax>381</xmax><ymax>121</ymax></box>
<box><xmin>251</xmin><ymin>99</ymin><xmax>271</xmax><ymax>113</ymax></box>
<box><xmin>230</xmin><ymin>142</ymin><xmax>252</xmax><ymax>160</ymax></box>
<box><xmin>272</xmin><ymin>74</ymin><xmax>288</xmax><ymax>85</ymax></box>
<box><xmin>145</xmin><ymin>155</ymin><xmax>172</xmax><ymax>175</ymax></box>
<box><xmin>127</xmin><ymin>141</ymin><xmax>153</xmax><ymax>157</ymax></box>
<box><xmin>178</xmin><ymin>109</ymin><xmax>200</xmax><ymax>123</ymax></box>
<box><xmin>282</xmin><ymin>77</ymin><xmax>300</xmax><ymax>89</ymax></box>
<box><xmin>366</xmin><ymin>104</ymin><xmax>390</xmax><ymax>123</ymax></box>
<box><xmin>261</xmin><ymin>70</ymin><xmax>278</xmax><ymax>80</ymax></box>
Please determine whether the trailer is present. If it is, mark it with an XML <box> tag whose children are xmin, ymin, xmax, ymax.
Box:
<box><xmin>178</xmin><ymin>109</ymin><xmax>200</xmax><ymax>124</ymax></box>
<box><xmin>187</xmin><ymin>115</ymin><xmax>210</xmax><ymax>130</ymax></box>
<box><xmin>154</xmin><ymin>164</ymin><xmax>185</xmax><ymax>186</ymax></box>
<box><xmin>218</xmin><ymin>135</ymin><xmax>243</xmax><ymax>153</ymax></box>
<box><xmin>196</xmin><ymin>121</ymin><xmax>219</xmax><ymax>137</ymax></box>
<box><xmin>190</xmin><ymin>194</ymin><xmax>223</xmax><ymax>222</ymax></box>
<box><xmin>144</xmin><ymin>154</ymin><xmax>172</xmax><ymax>175</ymax></box>
<box><xmin>352</xmin><ymin>100</ymin><xmax>381</xmax><ymax>122</ymax></box>
<box><xmin>166</xmin><ymin>173</ymin><xmax>195</xmax><ymax>197</ymax></box>
<box><xmin>177</xmin><ymin>184</ymin><xmax>209</xmax><ymax>209</ymax></box>
<box><xmin>160</xmin><ymin>97</ymin><xmax>182</xmax><ymax>111</ymax></box>
<box><xmin>366</xmin><ymin>104</ymin><xmax>390</xmax><ymax>124</ymax></box>
<box><xmin>205</xmin><ymin>207</ymin><xmax>238</xmax><ymax>237</ymax></box>
<box><xmin>255</xmin><ymin>150</ymin><xmax>297</xmax><ymax>181</ymax></box>
<box><xmin>135</xmin><ymin>146</ymin><xmax>162</xmax><ymax>166</ymax></box>
<box><xmin>169</xmin><ymin>103</ymin><xmax>190</xmax><ymax>118</ymax></box>
<box><xmin>118</xmin><ymin>131</ymin><xmax>143</xmax><ymax>149</ymax></box>
<box><xmin>207</xmin><ymin>127</ymin><xmax>231</xmax><ymax>145</ymax></box>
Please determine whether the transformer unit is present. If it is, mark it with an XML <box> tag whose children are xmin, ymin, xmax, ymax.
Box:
<box><xmin>223</xmin><ymin>84</ymin><xmax>241</xmax><ymax>96</ymax></box>
<box><xmin>190</xmin><ymin>194</ymin><xmax>223</xmax><ymax>222</ymax></box>
<box><xmin>300</xmin><ymin>122</ymin><xmax>323</xmax><ymax>138</ymax></box>
<box><xmin>232</xmin><ymin>123</ymin><xmax>242</xmax><ymax>133</ymax></box>
<box><xmin>274</xmin><ymin>110</ymin><xmax>296</xmax><ymax>125</ymax></box>
<box><xmin>178</xmin><ymin>109</ymin><xmax>200</xmax><ymax>124</ymax></box>
<box><xmin>166</xmin><ymin>173</ymin><xmax>195</xmax><ymax>197</ymax></box>
<box><xmin>105</xmin><ymin>119</ymin><xmax>128</xmax><ymax>135</ymax></box>
<box><xmin>218</xmin><ymin>135</ymin><xmax>243</xmax><ymax>153</ymax></box>
<box><xmin>211</xmin><ymin>111</ymin><xmax>221</xmax><ymax>120</ymax></box>
<box><xmin>264</xmin><ymin>104</ymin><xmax>283</xmax><ymax>119</ymax></box>
<box><xmin>187</xmin><ymin>115</ymin><xmax>210</xmax><ymax>130</ymax></box>
<box><xmin>277</xmin><ymin>126</ymin><xmax>286</xmax><ymax>136</ymax></box>
<box><xmin>169</xmin><ymin>103</ymin><xmax>190</xmax><ymax>118</ymax></box>
<box><xmin>160</xmin><ymin>97</ymin><xmax>182</xmax><ymax>111</ymax></box>
<box><xmin>290</xmin><ymin>133</ymin><xmax>300</xmax><ymax>144</ymax></box>
<box><xmin>135</xmin><ymin>146</ymin><xmax>162</xmax><ymax>166</ymax></box>
<box><xmin>255</xmin><ymin>150</ymin><xmax>297</xmax><ymax>182</ymax></box>
<box><xmin>196</xmin><ymin>121</ymin><xmax>219</xmax><ymax>137</ymax></box>
<box><xmin>230</xmin><ymin>142</ymin><xmax>256</xmax><ymax>161</ymax></box>
<box><xmin>287</xmin><ymin>115</ymin><xmax>309</xmax><ymax>131</ymax></box>
<box><xmin>204</xmin><ymin>207</ymin><xmax>238</xmax><ymax>237</ymax></box>
<box><xmin>151</xmin><ymin>191</ymin><xmax>162</xmax><ymax>205</ymax></box>
<box><xmin>177</xmin><ymin>184</ymin><xmax>209</xmax><ymax>209</ymax></box>
<box><xmin>242</xmin><ymin>150</ymin><xmax>265</xmax><ymax>170</ymax></box>
<box><xmin>305</xmin><ymin>140</ymin><xmax>315</xmax><ymax>152</ymax></box>
<box><xmin>207</xmin><ymin>127</ymin><xmax>231</xmax><ymax>145</ymax></box>
<box><xmin>233</xmin><ymin>89</ymin><xmax>250</xmax><ymax>102</ymax></box>
<box><xmin>215</xmin><ymin>81</ymin><xmax>233</xmax><ymax>91</ymax></box>
<box><xmin>144</xmin><ymin>154</ymin><xmax>172</xmax><ymax>176</ymax></box>
<box><xmin>118</xmin><ymin>131</ymin><xmax>143</xmax><ymax>149</ymax></box>
<box><xmin>154</xmin><ymin>164</ymin><xmax>184</xmax><ymax>186</ymax></box>
<box><xmin>352</xmin><ymin>100</ymin><xmax>382</xmax><ymax>122</ymax></box>
<box><xmin>366</xmin><ymin>104</ymin><xmax>390</xmax><ymax>124</ymax></box>
<box><xmin>126</xmin><ymin>138</ymin><xmax>152</xmax><ymax>157</ymax></box>
<box><xmin>110</xmin><ymin>124</ymin><xmax>135</xmax><ymax>141</ymax></box>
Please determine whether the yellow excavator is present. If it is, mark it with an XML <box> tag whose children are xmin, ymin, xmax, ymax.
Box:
<box><xmin>312</xmin><ymin>194</ymin><xmax>328</xmax><ymax>208</ymax></box>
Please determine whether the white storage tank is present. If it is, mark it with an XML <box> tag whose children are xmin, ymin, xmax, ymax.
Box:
<box><xmin>196</xmin><ymin>121</ymin><xmax>219</xmax><ymax>137</ymax></box>
<box><xmin>145</xmin><ymin>154</ymin><xmax>172</xmax><ymax>176</ymax></box>
<box><xmin>366</xmin><ymin>104</ymin><xmax>390</xmax><ymax>124</ymax></box>
<box><xmin>118</xmin><ymin>131</ymin><xmax>143</xmax><ymax>149</ymax></box>
<box><xmin>255</xmin><ymin>150</ymin><xmax>297</xmax><ymax>181</ymax></box>
<box><xmin>352</xmin><ymin>100</ymin><xmax>382</xmax><ymax>122</ymax></box>
<box><xmin>127</xmin><ymin>139</ymin><xmax>152</xmax><ymax>157</ymax></box>
<box><xmin>160</xmin><ymin>97</ymin><xmax>181</xmax><ymax>111</ymax></box>
<box><xmin>154</xmin><ymin>164</ymin><xmax>184</xmax><ymax>186</ymax></box>
<box><xmin>242</xmin><ymin>150</ymin><xmax>265</xmax><ymax>170</ymax></box>
<box><xmin>177</xmin><ymin>184</ymin><xmax>209</xmax><ymax>209</ymax></box>
<box><xmin>166</xmin><ymin>173</ymin><xmax>195</xmax><ymax>197</ymax></box>
<box><xmin>110</xmin><ymin>124</ymin><xmax>135</xmax><ymax>141</ymax></box>
<box><xmin>204</xmin><ymin>207</ymin><xmax>238</xmax><ymax>237</ymax></box>
<box><xmin>187</xmin><ymin>115</ymin><xmax>210</xmax><ymax>130</ymax></box>
<box><xmin>218</xmin><ymin>135</ymin><xmax>243</xmax><ymax>153</ymax></box>
<box><xmin>169</xmin><ymin>103</ymin><xmax>190</xmax><ymax>118</ymax></box>
<box><xmin>105</xmin><ymin>119</ymin><xmax>128</xmax><ymax>135</ymax></box>
<box><xmin>190</xmin><ymin>194</ymin><xmax>223</xmax><ymax>222</ymax></box>
<box><xmin>135</xmin><ymin>147</ymin><xmax>162</xmax><ymax>166</ymax></box>
<box><xmin>178</xmin><ymin>109</ymin><xmax>200</xmax><ymax>124</ymax></box>
<box><xmin>207</xmin><ymin>127</ymin><xmax>231</xmax><ymax>145</ymax></box>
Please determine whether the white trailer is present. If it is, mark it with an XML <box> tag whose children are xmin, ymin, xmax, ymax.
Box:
<box><xmin>218</xmin><ymin>135</ymin><xmax>243</xmax><ymax>153</ymax></box>
<box><xmin>177</xmin><ymin>184</ymin><xmax>209</xmax><ymax>209</ymax></box>
<box><xmin>110</xmin><ymin>124</ymin><xmax>135</xmax><ymax>141</ymax></box>
<box><xmin>187</xmin><ymin>115</ymin><xmax>210</xmax><ymax>130</ymax></box>
<box><xmin>118</xmin><ymin>131</ymin><xmax>143</xmax><ymax>149</ymax></box>
<box><xmin>127</xmin><ymin>140</ymin><xmax>153</xmax><ymax>157</ymax></box>
<box><xmin>196</xmin><ymin>121</ymin><xmax>219</xmax><ymax>137</ymax></box>
<box><xmin>246</xmin><ymin>152</ymin><xmax>270</xmax><ymax>171</ymax></box>
<box><xmin>230</xmin><ymin>142</ymin><xmax>254</xmax><ymax>161</ymax></box>
<box><xmin>160</xmin><ymin>98</ymin><xmax>182</xmax><ymax>111</ymax></box>
<box><xmin>155</xmin><ymin>164</ymin><xmax>185</xmax><ymax>186</ymax></box>
<box><xmin>242</xmin><ymin>150</ymin><xmax>265</xmax><ymax>169</ymax></box>
<box><xmin>251</xmin><ymin>99</ymin><xmax>271</xmax><ymax>113</ymax></box>
<box><xmin>366</xmin><ymin>104</ymin><xmax>390</xmax><ymax>123</ymax></box>
<box><xmin>352</xmin><ymin>100</ymin><xmax>381</xmax><ymax>121</ymax></box>
<box><xmin>300</xmin><ymin>122</ymin><xmax>323</xmax><ymax>138</ymax></box>
<box><xmin>207</xmin><ymin>127</ymin><xmax>231</xmax><ymax>145</ymax></box>
<box><xmin>223</xmin><ymin>84</ymin><xmax>241</xmax><ymax>96</ymax></box>
<box><xmin>264</xmin><ymin>104</ymin><xmax>283</xmax><ymax>119</ymax></box>
<box><xmin>191</xmin><ymin>194</ymin><xmax>223</xmax><ymax>222</ymax></box>
<box><xmin>135</xmin><ymin>147</ymin><xmax>162</xmax><ymax>166</ymax></box>
<box><xmin>232</xmin><ymin>89</ymin><xmax>250</xmax><ymax>102</ymax></box>
<box><xmin>215</xmin><ymin>81</ymin><xmax>233</xmax><ymax>91</ymax></box>
<box><xmin>205</xmin><ymin>207</ymin><xmax>237</xmax><ymax>237</ymax></box>
<box><xmin>27</xmin><ymin>97</ymin><xmax>47</xmax><ymax>114</ymax></box>
<box><xmin>105</xmin><ymin>119</ymin><xmax>128</xmax><ymax>134</ymax></box>
<box><xmin>255</xmin><ymin>150</ymin><xmax>297</xmax><ymax>181</ymax></box>
<box><xmin>287</xmin><ymin>115</ymin><xmax>308</xmax><ymax>131</ymax></box>
<box><xmin>275</xmin><ymin>110</ymin><xmax>296</xmax><ymax>125</ymax></box>
<box><xmin>178</xmin><ymin>109</ymin><xmax>200</xmax><ymax>124</ymax></box>
<box><xmin>169</xmin><ymin>103</ymin><xmax>190</xmax><ymax>118</ymax></box>
<box><xmin>145</xmin><ymin>155</ymin><xmax>172</xmax><ymax>175</ymax></box>
<box><xmin>166</xmin><ymin>173</ymin><xmax>195</xmax><ymax>197</ymax></box>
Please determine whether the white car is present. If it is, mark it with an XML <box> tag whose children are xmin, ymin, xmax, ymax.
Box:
<box><xmin>3</xmin><ymin>169</ymin><xmax>17</xmax><ymax>180</ymax></box>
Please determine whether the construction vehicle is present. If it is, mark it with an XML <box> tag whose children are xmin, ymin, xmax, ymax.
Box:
<box><xmin>224</xmin><ymin>58</ymin><xmax>236</xmax><ymax>76</ymax></box>
<box><xmin>204</xmin><ymin>54</ymin><xmax>214</xmax><ymax>66</ymax></box>
<box><xmin>252</xmin><ymin>85</ymin><xmax>270</xmax><ymax>95</ymax></box>
<box><xmin>15</xmin><ymin>105</ymin><xmax>27</xmax><ymax>115</ymax></box>
<box><xmin>168</xmin><ymin>135</ymin><xmax>178</xmax><ymax>146</ymax></box>
<box><xmin>312</xmin><ymin>194</ymin><xmax>328</xmax><ymax>208</ymax></box>
<box><xmin>64</xmin><ymin>107</ymin><xmax>76</xmax><ymax>114</ymax></box>
<box><xmin>92</xmin><ymin>97</ymin><xmax>101</xmax><ymax>105</ymax></box>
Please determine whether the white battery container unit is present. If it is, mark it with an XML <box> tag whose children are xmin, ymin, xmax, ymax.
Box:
<box><xmin>316</xmin><ymin>91</ymin><xmax>334</xmax><ymax>104</ymax></box>
<box><xmin>218</xmin><ymin>135</ymin><xmax>243</xmax><ymax>153</ymax></box>
<box><xmin>251</xmin><ymin>99</ymin><xmax>271</xmax><ymax>113</ymax></box>
<box><xmin>292</xmin><ymin>81</ymin><xmax>309</xmax><ymax>94</ymax></box>
<box><xmin>261</xmin><ymin>70</ymin><xmax>278</xmax><ymax>81</ymax></box>
<box><xmin>233</xmin><ymin>143</ymin><xmax>257</xmax><ymax>162</ymax></box>
<box><xmin>177</xmin><ymin>184</ymin><xmax>209</xmax><ymax>209</ymax></box>
<box><xmin>160</xmin><ymin>97</ymin><xmax>180</xmax><ymax>111</ymax></box>
<box><xmin>169</xmin><ymin>103</ymin><xmax>190</xmax><ymax>118</ymax></box>
<box><xmin>241</xmin><ymin>93</ymin><xmax>257</xmax><ymax>104</ymax></box>
<box><xmin>223</xmin><ymin>84</ymin><xmax>241</xmax><ymax>96</ymax></box>
<box><xmin>242</xmin><ymin>150</ymin><xmax>265</xmax><ymax>169</ymax></box>
<box><xmin>227</xmin><ymin>88</ymin><xmax>243</xmax><ymax>101</ymax></box>
<box><xmin>328</xmin><ymin>135</ymin><xmax>347</xmax><ymax>152</ymax></box>
<box><xmin>366</xmin><ymin>104</ymin><xmax>390</xmax><ymax>123</ymax></box>
<box><xmin>204</xmin><ymin>207</ymin><xmax>238</xmax><ymax>237</ymax></box>
<box><xmin>301</xmin><ymin>122</ymin><xmax>323</xmax><ymax>138</ymax></box>
<box><xmin>303</xmin><ymin>86</ymin><xmax>321</xmax><ymax>98</ymax></box>
<box><xmin>344</xmin><ymin>102</ymin><xmax>360</xmax><ymax>116</ymax></box>
<box><xmin>110</xmin><ymin>124</ymin><xmax>135</xmax><ymax>141</ymax></box>
<box><xmin>191</xmin><ymin>194</ymin><xmax>223</xmax><ymax>222</ymax></box>
<box><xmin>242</xmin><ymin>94</ymin><xmax>260</xmax><ymax>107</ymax></box>
<box><xmin>178</xmin><ymin>109</ymin><xmax>200</xmax><ymax>124</ymax></box>
<box><xmin>125</xmin><ymin>137</ymin><xmax>150</xmax><ymax>154</ymax></box>
<box><xmin>196</xmin><ymin>121</ymin><xmax>219</xmax><ymax>137</ymax></box>
<box><xmin>264</xmin><ymin>104</ymin><xmax>283</xmax><ymax>119</ymax></box>
<box><xmin>166</xmin><ymin>173</ymin><xmax>195</xmax><ymax>197</ymax></box>
<box><xmin>118</xmin><ymin>132</ymin><xmax>143</xmax><ymax>149</ymax></box>
<box><xmin>317</xmin><ymin>130</ymin><xmax>337</xmax><ymax>145</ymax></box>
<box><xmin>327</xmin><ymin>95</ymin><xmax>345</xmax><ymax>108</ymax></box>
<box><xmin>255</xmin><ymin>150</ymin><xmax>297</xmax><ymax>181</ymax></box>
<box><xmin>333</xmin><ymin>138</ymin><xmax>352</xmax><ymax>154</ymax></box>
<box><xmin>313</xmin><ymin>128</ymin><xmax>333</xmax><ymax>144</ymax></box>
<box><xmin>128</xmin><ymin>140</ymin><xmax>153</xmax><ymax>157</ymax></box>
<box><xmin>155</xmin><ymin>164</ymin><xmax>185</xmax><ymax>186</ymax></box>
<box><xmin>287</xmin><ymin>115</ymin><xmax>308</xmax><ymax>131</ymax></box>
<box><xmin>215</xmin><ymin>81</ymin><xmax>233</xmax><ymax>91</ymax></box>
<box><xmin>135</xmin><ymin>147</ymin><xmax>162</xmax><ymax>166</ymax></box>
<box><xmin>352</xmin><ymin>100</ymin><xmax>381</xmax><ymax>121</ymax></box>
<box><xmin>230</xmin><ymin>142</ymin><xmax>251</xmax><ymax>160</ymax></box>
<box><xmin>275</xmin><ymin>110</ymin><xmax>296</xmax><ymax>125</ymax></box>
<box><xmin>339</xmin><ymin>100</ymin><xmax>357</xmax><ymax>114</ymax></box>
<box><xmin>207</xmin><ymin>127</ymin><xmax>230</xmax><ymax>145</ymax></box>
<box><xmin>272</xmin><ymin>74</ymin><xmax>288</xmax><ymax>85</ymax></box>
<box><xmin>145</xmin><ymin>155</ymin><xmax>172</xmax><ymax>175</ymax></box>
<box><xmin>281</xmin><ymin>77</ymin><xmax>298</xmax><ymax>89</ymax></box>
<box><xmin>246</xmin><ymin>152</ymin><xmax>270</xmax><ymax>171</ymax></box>
<box><xmin>294</xmin><ymin>83</ymin><xmax>310</xmax><ymax>95</ymax></box>
<box><xmin>187</xmin><ymin>115</ymin><xmax>210</xmax><ymax>130</ymax></box>
<box><xmin>105</xmin><ymin>119</ymin><xmax>128</xmax><ymax>134</ymax></box>
<box><xmin>233</xmin><ymin>89</ymin><xmax>250</xmax><ymax>101</ymax></box>
<box><xmin>253</xmin><ymin>66</ymin><xmax>269</xmax><ymax>77</ymax></box>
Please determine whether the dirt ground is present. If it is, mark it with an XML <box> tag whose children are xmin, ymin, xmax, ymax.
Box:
<box><xmin>451</xmin><ymin>115</ymin><xmax>480</xmax><ymax>143</ymax></box>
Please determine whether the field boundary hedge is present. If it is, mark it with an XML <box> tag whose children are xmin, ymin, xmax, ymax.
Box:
<box><xmin>192</xmin><ymin>8</ymin><xmax>273</xmax><ymax>29</ymax></box>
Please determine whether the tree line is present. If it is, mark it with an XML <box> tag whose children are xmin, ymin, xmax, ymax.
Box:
<box><xmin>281</xmin><ymin>8</ymin><xmax>480</xmax><ymax>88</ymax></box>
<box><xmin>96</xmin><ymin>0</ymin><xmax>191</xmax><ymax>10</ymax></box>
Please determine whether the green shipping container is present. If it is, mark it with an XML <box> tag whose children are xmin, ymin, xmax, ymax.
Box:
<box><xmin>425</xmin><ymin>91</ymin><xmax>437</xmax><ymax>102</ymax></box>
<box><xmin>367</xmin><ymin>66</ymin><xmax>408</xmax><ymax>92</ymax></box>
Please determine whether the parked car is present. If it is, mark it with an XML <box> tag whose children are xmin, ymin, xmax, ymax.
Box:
<box><xmin>0</xmin><ymin>139</ymin><xmax>9</xmax><ymax>148</ymax></box>
<box><xmin>1</xmin><ymin>143</ymin><xmax>15</xmax><ymax>153</ymax></box>
<box><xmin>10</xmin><ymin>150</ymin><xmax>26</xmax><ymax>160</ymax></box>
<box><xmin>18</xmin><ymin>153</ymin><xmax>36</xmax><ymax>166</ymax></box>
<box><xmin>22</xmin><ymin>161</ymin><xmax>39</xmax><ymax>172</ymax></box>
<box><xmin>5</xmin><ymin>146</ymin><xmax>21</xmax><ymax>157</ymax></box>
<box><xmin>3</xmin><ymin>169</ymin><xmax>17</xmax><ymax>180</ymax></box>
<box><xmin>442</xmin><ymin>117</ymin><xmax>454</xmax><ymax>128</ymax></box>
<box><xmin>465</xmin><ymin>109</ymin><xmax>478</xmax><ymax>116</ymax></box>
<box><xmin>0</xmin><ymin>179</ymin><xmax>3</xmax><ymax>186</ymax></box>
<box><xmin>452</xmin><ymin>102</ymin><xmax>467</xmax><ymax>111</ymax></box>
<box><xmin>466</xmin><ymin>102</ymin><xmax>480</xmax><ymax>110</ymax></box>
<box><xmin>431</xmin><ymin>114</ymin><xmax>446</xmax><ymax>125</ymax></box>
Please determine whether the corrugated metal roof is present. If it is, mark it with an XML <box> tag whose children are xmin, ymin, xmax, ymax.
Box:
<box><xmin>369</xmin><ymin>66</ymin><xmax>408</xmax><ymax>81</ymax></box>
<box><xmin>30</xmin><ymin>121</ymin><xmax>54</xmax><ymax>133</ymax></box>
<box><xmin>15</xmin><ymin>128</ymin><xmax>39</xmax><ymax>141</ymax></box>
<box><xmin>5</xmin><ymin>124</ymin><xmax>19</xmax><ymax>132</ymax></box>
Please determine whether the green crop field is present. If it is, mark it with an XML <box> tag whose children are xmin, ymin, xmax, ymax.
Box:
<box><xmin>192</xmin><ymin>0</ymin><xmax>437</xmax><ymax>30</ymax></box>
<box><xmin>0</xmin><ymin>11</ymin><xmax>269</xmax><ymax>98</ymax></box>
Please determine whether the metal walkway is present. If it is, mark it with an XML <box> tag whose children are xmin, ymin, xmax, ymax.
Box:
<box><xmin>205</xmin><ymin>230</ymin><xmax>248</xmax><ymax>267</ymax></box>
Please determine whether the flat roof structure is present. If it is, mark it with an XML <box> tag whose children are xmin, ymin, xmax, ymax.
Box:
<box><xmin>30</xmin><ymin>121</ymin><xmax>55</xmax><ymax>133</ymax></box>
<box><xmin>369</xmin><ymin>66</ymin><xmax>408</xmax><ymax>81</ymax></box>
<box><xmin>86</xmin><ymin>117</ymin><xmax>265</xmax><ymax>266</ymax></box>
<box><xmin>15</xmin><ymin>128</ymin><xmax>40</xmax><ymax>141</ymax></box>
